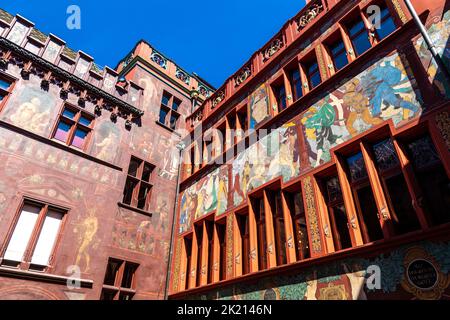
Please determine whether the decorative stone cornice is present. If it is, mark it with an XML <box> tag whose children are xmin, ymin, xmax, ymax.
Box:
<box><xmin>296</xmin><ymin>2</ymin><xmax>324</xmax><ymax>30</ymax></box>
<box><xmin>263</xmin><ymin>38</ymin><xmax>284</xmax><ymax>62</ymax></box>
<box><xmin>0</xmin><ymin>37</ymin><xmax>144</xmax><ymax>118</ymax></box>
<box><xmin>234</xmin><ymin>66</ymin><xmax>252</xmax><ymax>87</ymax></box>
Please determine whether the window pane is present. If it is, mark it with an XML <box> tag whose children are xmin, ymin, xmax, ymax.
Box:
<box><xmin>377</xmin><ymin>17</ymin><xmax>396</xmax><ymax>40</ymax></box>
<box><xmin>161</xmin><ymin>93</ymin><xmax>171</xmax><ymax>106</ymax></box>
<box><xmin>305</xmin><ymin>60</ymin><xmax>321</xmax><ymax>89</ymax></box>
<box><xmin>159</xmin><ymin>108</ymin><xmax>168</xmax><ymax>125</ymax></box>
<box><xmin>330</xmin><ymin>39</ymin><xmax>348</xmax><ymax>71</ymax></box>
<box><xmin>407</xmin><ymin>136</ymin><xmax>441</xmax><ymax>170</ymax></box>
<box><xmin>4</xmin><ymin>204</ymin><xmax>41</xmax><ymax>262</ymax></box>
<box><xmin>347</xmin><ymin>152</ymin><xmax>368</xmax><ymax>182</ymax></box>
<box><xmin>290</xmin><ymin>69</ymin><xmax>303</xmax><ymax>101</ymax></box>
<box><xmin>332</xmin><ymin>204</ymin><xmax>352</xmax><ymax>250</ymax></box>
<box><xmin>62</xmin><ymin>109</ymin><xmax>77</xmax><ymax>120</ymax></box>
<box><xmin>123</xmin><ymin>178</ymin><xmax>138</xmax><ymax>205</ymax></box>
<box><xmin>309</xmin><ymin>72</ymin><xmax>322</xmax><ymax>89</ymax></box>
<box><xmin>170</xmin><ymin>114</ymin><xmax>179</xmax><ymax>130</ymax></box>
<box><xmin>348</xmin><ymin>20</ymin><xmax>366</xmax><ymax>37</ymax></box>
<box><xmin>356</xmin><ymin>186</ymin><xmax>384</xmax><ymax>242</ymax></box>
<box><xmin>373</xmin><ymin>139</ymin><xmax>399</xmax><ymax>172</ymax></box>
<box><xmin>0</xmin><ymin>79</ymin><xmax>11</xmax><ymax>90</ymax></box>
<box><xmin>137</xmin><ymin>184</ymin><xmax>151</xmax><ymax>210</ymax></box>
<box><xmin>121</xmin><ymin>263</ymin><xmax>137</xmax><ymax>289</ymax></box>
<box><xmin>100</xmin><ymin>290</ymin><xmax>117</xmax><ymax>301</ymax></box>
<box><xmin>142</xmin><ymin>163</ymin><xmax>153</xmax><ymax>182</ymax></box>
<box><xmin>326</xmin><ymin>177</ymin><xmax>343</xmax><ymax>202</ymax></box>
<box><xmin>54</xmin><ymin>121</ymin><xmax>72</xmax><ymax>142</ymax></box>
<box><xmin>172</xmin><ymin>99</ymin><xmax>181</xmax><ymax>112</ymax></box>
<box><xmin>352</xmin><ymin>32</ymin><xmax>372</xmax><ymax>56</ymax></box>
<box><xmin>128</xmin><ymin>158</ymin><xmax>142</xmax><ymax>177</ymax></box>
<box><xmin>30</xmin><ymin>210</ymin><xmax>64</xmax><ymax>266</ymax></box>
<box><xmin>79</xmin><ymin>115</ymin><xmax>92</xmax><ymax>127</ymax></box>
<box><xmin>71</xmin><ymin>128</ymin><xmax>88</xmax><ymax>149</ymax></box>
<box><xmin>104</xmin><ymin>259</ymin><xmax>122</xmax><ymax>286</ymax></box>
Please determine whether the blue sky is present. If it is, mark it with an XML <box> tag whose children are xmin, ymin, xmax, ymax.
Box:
<box><xmin>2</xmin><ymin>0</ymin><xmax>306</xmax><ymax>88</ymax></box>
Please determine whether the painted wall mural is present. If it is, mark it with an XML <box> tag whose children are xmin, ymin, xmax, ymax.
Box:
<box><xmin>231</xmin><ymin>121</ymin><xmax>300</xmax><ymax>207</ymax></box>
<box><xmin>249</xmin><ymin>83</ymin><xmax>271</xmax><ymax>129</ymax></box>
<box><xmin>89</xmin><ymin>120</ymin><xmax>122</xmax><ymax>164</ymax></box>
<box><xmin>301</xmin><ymin>53</ymin><xmax>423</xmax><ymax>168</ymax></box>
<box><xmin>1</xmin><ymin>85</ymin><xmax>56</xmax><ymax>136</ymax></box>
<box><xmin>189</xmin><ymin>240</ymin><xmax>450</xmax><ymax>300</ymax></box>
<box><xmin>415</xmin><ymin>10</ymin><xmax>450</xmax><ymax>98</ymax></box>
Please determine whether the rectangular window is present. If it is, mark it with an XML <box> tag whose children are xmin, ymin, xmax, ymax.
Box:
<box><xmin>267</xmin><ymin>190</ymin><xmax>287</xmax><ymax>266</ymax></box>
<box><xmin>272</xmin><ymin>82</ymin><xmax>287</xmax><ymax>112</ymax></box>
<box><xmin>216</xmin><ymin>223</ymin><xmax>226</xmax><ymax>281</ymax></box>
<box><xmin>289</xmin><ymin>68</ymin><xmax>303</xmax><ymax>101</ymax></box>
<box><xmin>0</xmin><ymin>76</ymin><xmax>14</xmax><ymax>106</ymax></box>
<box><xmin>346</xmin><ymin>152</ymin><xmax>384</xmax><ymax>243</ymax></box>
<box><xmin>284</xmin><ymin>190</ymin><xmax>310</xmax><ymax>261</ymax></box>
<box><xmin>372</xmin><ymin>139</ymin><xmax>421</xmax><ymax>235</ymax></box>
<box><xmin>323</xmin><ymin>176</ymin><xmax>352</xmax><ymax>251</ymax></box>
<box><xmin>373</xmin><ymin>3</ymin><xmax>397</xmax><ymax>40</ymax></box>
<box><xmin>206</xmin><ymin>221</ymin><xmax>214</xmax><ymax>284</ymax></box>
<box><xmin>405</xmin><ymin>135</ymin><xmax>450</xmax><ymax>226</ymax></box>
<box><xmin>53</xmin><ymin>105</ymin><xmax>94</xmax><ymax>150</ymax></box>
<box><xmin>236</xmin><ymin>212</ymin><xmax>250</xmax><ymax>275</ymax></box>
<box><xmin>184</xmin><ymin>237</ymin><xmax>192</xmax><ymax>290</ymax></box>
<box><xmin>158</xmin><ymin>91</ymin><xmax>181</xmax><ymax>130</ymax></box>
<box><xmin>346</xmin><ymin>16</ymin><xmax>372</xmax><ymax>56</ymax></box>
<box><xmin>195</xmin><ymin>224</ymin><xmax>203</xmax><ymax>287</ymax></box>
<box><xmin>2</xmin><ymin>200</ymin><xmax>66</xmax><ymax>270</ymax></box>
<box><xmin>100</xmin><ymin>258</ymin><xmax>138</xmax><ymax>300</ymax></box>
<box><xmin>303</xmin><ymin>56</ymin><xmax>322</xmax><ymax>89</ymax></box>
<box><xmin>252</xmin><ymin>197</ymin><xmax>267</xmax><ymax>271</ymax></box>
<box><xmin>328</xmin><ymin>37</ymin><xmax>349</xmax><ymax>71</ymax></box>
<box><xmin>122</xmin><ymin>156</ymin><xmax>155</xmax><ymax>212</ymax></box>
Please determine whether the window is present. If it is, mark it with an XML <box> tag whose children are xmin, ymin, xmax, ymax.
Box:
<box><xmin>2</xmin><ymin>200</ymin><xmax>66</xmax><ymax>270</ymax></box>
<box><xmin>289</xmin><ymin>68</ymin><xmax>303</xmax><ymax>101</ymax></box>
<box><xmin>405</xmin><ymin>135</ymin><xmax>450</xmax><ymax>226</ymax></box>
<box><xmin>216</xmin><ymin>223</ymin><xmax>227</xmax><ymax>281</ymax></box>
<box><xmin>323</xmin><ymin>176</ymin><xmax>352</xmax><ymax>251</ymax></box>
<box><xmin>0</xmin><ymin>76</ymin><xmax>14</xmax><ymax>106</ymax></box>
<box><xmin>272</xmin><ymin>82</ymin><xmax>287</xmax><ymax>112</ymax></box>
<box><xmin>285</xmin><ymin>191</ymin><xmax>310</xmax><ymax>261</ymax></box>
<box><xmin>100</xmin><ymin>258</ymin><xmax>138</xmax><ymax>300</ymax></box>
<box><xmin>236</xmin><ymin>212</ymin><xmax>250</xmax><ymax>275</ymax></box>
<box><xmin>195</xmin><ymin>224</ymin><xmax>203</xmax><ymax>287</ymax></box>
<box><xmin>158</xmin><ymin>91</ymin><xmax>182</xmax><ymax>130</ymax></box>
<box><xmin>303</xmin><ymin>56</ymin><xmax>322</xmax><ymax>90</ymax></box>
<box><xmin>53</xmin><ymin>105</ymin><xmax>94</xmax><ymax>149</ymax></box>
<box><xmin>346</xmin><ymin>16</ymin><xmax>372</xmax><ymax>56</ymax></box>
<box><xmin>236</xmin><ymin>107</ymin><xmax>248</xmax><ymax>142</ymax></box>
<box><xmin>372</xmin><ymin>3</ymin><xmax>397</xmax><ymax>40</ymax></box>
<box><xmin>346</xmin><ymin>152</ymin><xmax>384</xmax><ymax>243</ymax></box>
<box><xmin>206</xmin><ymin>221</ymin><xmax>214</xmax><ymax>284</ymax></box>
<box><xmin>122</xmin><ymin>156</ymin><xmax>155</xmax><ymax>212</ymax></box>
<box><xmin>372</xmin><ymin>139</ymin><xmax>421</xmax><ymax>235</ymax></box>
<box><xmin>267</xmin><ymin>191</ymin><xmax>287</xmax><ymax>266</ymax></box>
<box><xmin>252</xmin><ymin>197</ymin><xmax>267</xmax><ymax>271</ymax></box>
<box><xmin>184</xmin><ymin>237</ymin><xmax>192</xmax><ymax>290</ymax></box>
<box><xmin>327</xmin><ymin>37</ymin><xmax>349</xmax><ymax>71</ymax></box>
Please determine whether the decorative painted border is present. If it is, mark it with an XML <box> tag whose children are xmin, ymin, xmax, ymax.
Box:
<box><xmin>303</xmin><ymin>177</ymin><xmax>322</xmax><ymax>253</ymax></box>
<box><xmin>172</xmin><ymin>238</ymin><xmax>183</xmax><ymax>292</ymax></box>
<box><xmin>436</xmin><ymin>111</ymin><xmax>450</xmax><ymax>150</ymax></box>
<box><xmin>226</xmin><ymin>214</ymin><xmax>234</xmax><ymax>279</ymax></box>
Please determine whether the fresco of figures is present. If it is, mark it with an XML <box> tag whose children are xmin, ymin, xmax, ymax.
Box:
<box><xmin>301</xmin><ymin>53</ymin><xmax>423</xmax><ymax>168</ymax></box>
<box><xmin>415</xmin><ymin>9</ymin><xmax>450</xmax><ymax>98</ymax></box>
<box><xmin>249</xmin><ymin>83</ymin><xmax>271</xmax><ymax>129</ymax></box>
<box><xmin>1</xmin><ymin>85</ymin><xmax>56</xmax><ymax>136</ymax></box>
<box><xmin>178</xmin><ymin>122</ymin><xmax>300</xmax><ymax>234</ymax></box>
<box><xmin>232</xmin><ymin>122</ymin><xmax>300</xmax><ymax>206</ymax></box>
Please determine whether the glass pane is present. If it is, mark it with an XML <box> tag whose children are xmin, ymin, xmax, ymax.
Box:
<box><xmin>384</xmin><ymin>174</ymin><xmax>420</xmax><ymax>235</ymax></box>
<box><xmin>170</xmin><ymin>114</ymin><xmax>178</xmax><ymax>130</ymax></box>
<box><xmin>326</xmin><ymin>176</ymin><xmax>343</xmax><ymax>202</ymax></box>
<box><xmin>161</xmin><ymin>93</ymin><xmax>171</xmax><ymax>106</ymax></box>
<box><xmin>159</xmin><ymin>108</ymin><xmax>168</xmax><ymax>125</ymax></box>
<box><xmin>100</xmin><ymin>290</ymin><xmax>117</xmax><ymax>300</ymax></box>
<box><xmin>128</xmin><ymin>158</ymin><xmax>142</xmax><ymax>177</ymax></box>
<box><xmin>123</xmin><ymin>178</ymin><xmax>138</xmax><ymax>205</ymax></box>
<box><xmin>142</xmin><ymin>163</ymin><xmax>153</xmax><ymax>182</ymax></box>
<box><xmin>119</xmin><ymin>293</ymin><xmax>134</xmax><ymax>301</ymax></box>
<box><xmin>333</xmin><ymin>51</ymin><xmax>348</xmax><ymax>71</ymax></box>
<box><xmin>407</xmin><ymin>135</ymin><xmax>440</xmax><ymax>170</ymax></box>
<box><xmin>71</xmin><ymin>128</ymin><xmax>88</xmax><ymax>149</ymax></box>
<box><xmin>352</xmin><ymin>32</ymin><xmax>372</xmax><ymax>56</ymax></box>
<box><xmin>373</xmin><ymin>139</ymin><xmax>399</xmax><ymax>172</ymax></box>
<box><xmin>0</xmin><ymin>79</ymin><xmax>11</xmax><ymax>90</ymax></box>
<box><xmin>347</xmin><ymin>152</ymin><xmax>368</xmax><ymax>182</ymax></box>
<box><xmin>103</xmin><ymin>259</ymin><xmax>122</xmax><ymax>286</ymax></box>
<box><xmin>62</xmin><ymin>109</ymin><xmax>77</xmax><ymax>120</ymax></box>
<box><xmin>172</xmin><ymin>99</ymin><xmax>181</xmax><ymax>112</ymax></box>
<box><xmin>54</xmin><ymin>121</ymin><xmax>71</xmax><ymax>142</ymax></box>
<box><xmin>137</xmin><ymin>184</ymin><xmax>151</xmax><ymax>210</ymax></box>
<box><xmin>309</xmin><ymin>72</ymin><xmax>322</xmax><ymax>88</ymax></box>
<box><xmin>348</xmin><ymin>19</ymin><xmax>366</xmax><ymax>37</ymax></box>
<box><xmin>377</xmin><ymin>17</ymin><xmax>396</xmax><ymax>40</ymax></box>
<box><xmin>332</xmin><ymin>204</ymin><xmax>352</xmax><ymax>250</ymax></box>
<box><xmin>4</xmin><ymin>204</ymin><xmax>41</xmax><ymax>262</ymax></box>
<box><xmin>356</xmin><ymin>186</ymin><xmax>384</xmax><ymax>242</ymax></box>
<box><xmin>30</xmin><ymin>210</ymin><xmax>64</xmax><ymax>266</ymax></box>
<box><xmin>79</xmin><ymin>116</ymin><xmax>92</xmax><ymax>127</ymax></box>
<box><xmin>121</xmin><ymin>263</ymin><xmax>137</xmax><ymax>289</ymax></box>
